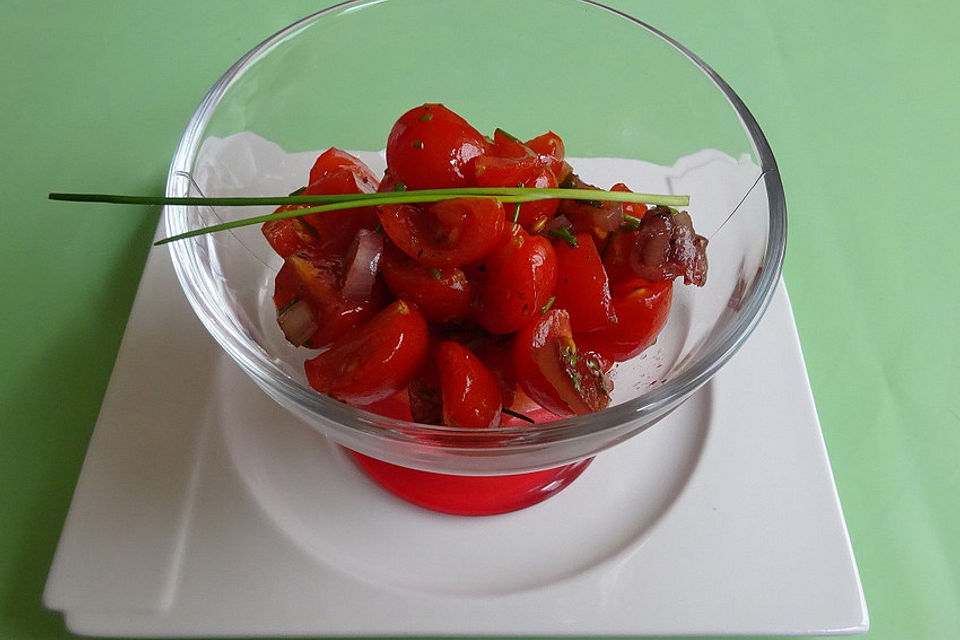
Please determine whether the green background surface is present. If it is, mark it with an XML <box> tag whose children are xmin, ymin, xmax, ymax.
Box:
<box><xmin>1</xmin><ymin>1</ymin><xmax>957</xmax><ymax>639</ymax></box>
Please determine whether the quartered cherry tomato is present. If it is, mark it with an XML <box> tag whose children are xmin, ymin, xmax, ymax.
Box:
<box><xmin>380</xmin><ymin>241</ymin><xmax>472</xmax><ymax>324</ymax></box>
<box><xmin>472</xmin><ymin>222</ymin><xmax>558</xmax><ymax>335</ymax></box>
<box><xmin>308</xmin><ymin>147</ymin><xmax>380</xmax><ymax>191</ymax></box>
<box><xmin>524</xmin><ymin>131</ymin><xmax>566</xmax><ymax>178</ymax></box>
<box><xmin>304</xmin><ymin>300</ymin><xmax>429</xmax><ymax>405</ymax></box>
<box><xmin>433</xmin><ymin>341</ymin><xmax>502</xmax><ymax>428</ymax></box>
<box><xmin>553</xmin><ymin>231</ymin><xmax>616</xmax><ymax>333</ymax></box>
<box><xmin>512</xmin><ymin>309</ymin><xmax>610</xmax><ymax>417</ymax></box>
<box><xmin>474</xmin><ymin>129</ymin><xmax>559</xmax><ymax>230</ymax></box>
<box><xmin>378</xmin><ymin>197</ymin><xmax>504</xmax><ymax>268</ymax></box>
<box><xmin>261</xmin><ymin>215</ymin><xmax>319</xmax><ymax>259</ymax></box>
<box><xmin>273</xmin><ymin>244</ymin><xmax>386</xmax><ymax>350</ymax></box>
<box><xmin>575</xmin><ymin>278</ymin><xmax>673</xmax><ymax>362</ymax></box>
<box><xmin>385</xmin><ymin>103</ymin><xmax>488</xmax><ymax>190</ymax></box>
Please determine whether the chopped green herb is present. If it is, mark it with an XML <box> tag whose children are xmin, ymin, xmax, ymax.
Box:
<box><xmin>547</xmin><ymin>226</ymin><xmax>579</xmax><ymax>248</ymax></box>
<box><xmin>540</xmin><ymin>296</ymin><xmax>556</xmax><ymax>314</ymax></box>
<box><xmin>418</xmin><ymin>113</ymin><xmax>433</xmax><ymax>122</ymax></box>
<box><xmin>502</xmin><ymin>407</ymin><xmax>535</xmax><ymax>424</ymax></box>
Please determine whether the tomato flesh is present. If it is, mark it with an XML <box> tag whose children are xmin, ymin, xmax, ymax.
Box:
<box><xmin>576</xmin><ymin>278</ymin><xmax>673</xmax><ymax>362</ymax></box>
<box><xmin>304</xmin><ymin>300</ymin><xmax>429</xmax><ymax>405</ymax></box>
<box><xmin>378</xmin><ymin>197</ymin><xmax>505</xmax><ymax>268</ymax></box>
<box><xmin>380</xmin><ymin>242</ymin><xmax>472</xmax><ymax>324</ymax></box>
<box><xmin>513</xmin><ymin>309</ymin><xmax>610</xmax><ymax>417</ymax></box>
<box><xmin>434</xmin><ymin>341</ymin><xmax>502</xmax><ymax>428</ymax></box>
<box><xmin>473</xmin><ymin>223</ymin><xmax>558</xmax><ymax>335</ymax></box>
<box><xmin>553</xmin><ymin>232</ymin><xmax>616</xmax><ymax>333</ymax></box>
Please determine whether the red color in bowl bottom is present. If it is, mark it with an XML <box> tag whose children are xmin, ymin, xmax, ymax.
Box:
<box><xmin>346</xmin><ymin>451</ymin><xmax>594</xmax><ymax>516</ymax></box>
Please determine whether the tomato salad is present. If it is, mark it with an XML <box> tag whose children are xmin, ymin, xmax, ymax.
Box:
<box><xmin>262</xmin><ymin>104</ymin><xmax>707</xmax><ymax>427</ymax></box>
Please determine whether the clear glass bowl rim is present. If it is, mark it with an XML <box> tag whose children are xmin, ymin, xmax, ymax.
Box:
<box><xmin>163</xmin><ymin>0</ymin><xmax>787</xmax><ymax>448</ymax></box>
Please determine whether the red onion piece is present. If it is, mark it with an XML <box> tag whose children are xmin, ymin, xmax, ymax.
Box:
<box><xmin>342</xmin><ymin>229</ymin><xmax>384</xmax><ymax>301</ymax></box>
<box><xmin>277</xmin><ymin>299</ymin><xmax>318</xmax><ymax>346</ymax></box>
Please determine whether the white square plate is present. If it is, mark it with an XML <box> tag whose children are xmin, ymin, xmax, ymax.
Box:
<box><xmin>43</xmin><ymin>237</ymin><xmax>867</xmax><ymax>636</ymax></box>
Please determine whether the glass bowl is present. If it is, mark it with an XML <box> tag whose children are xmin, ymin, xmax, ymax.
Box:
<box><xmin>164</xmin><ymin>0</ymin><xmax>785</xmax><ymax>514</ymax></box>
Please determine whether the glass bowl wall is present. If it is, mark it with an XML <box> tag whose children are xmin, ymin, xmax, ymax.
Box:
<box><xmin>164</xmin><ymin>0</ymin><xmax>786</xmax><ymax>475</ymax></box>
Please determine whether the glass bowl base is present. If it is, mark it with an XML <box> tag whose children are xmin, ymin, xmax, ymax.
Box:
<box><xmin>346</xmin><ymin>450</ymin><xmax>593</xmax><ymax>516</ymax></box>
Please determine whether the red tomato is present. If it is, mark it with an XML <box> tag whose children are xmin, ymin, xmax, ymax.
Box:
<box><xmin>299</xmin><ymin>170</ymin><xmax>380</xmax><ymax>256</ymax></box>
<box><xmin>611</xmin><ymin>182</ymin><xmax>648</xmax><ymax>221</ymax></box>
<box><xmin>553</xmin><ymin>232</ymin><xmax>616</xmax><ymax>333</ymax></box>
<box><xmin>474</xmin><ymin>131</ymin><xmax>560</xmax><ymax>231</ymax></box>
<box><xmin>276</xmin><ymin>245</ymin><xmax>386</xmax><ymax>350</ymax></box>
<box><xmin>379</xmin><ymin>241</ymin><xmax>472</xmax><ymax>324</ymax></box>
<box><xmin>377</xmin><ymin>197</ymin><xmax>505</xmax><ymax>268</ymax></box>
<box><xmin>601</xmin><ymin>228</ymin><xmax>640</xmax><ymax>283</ymax></box>
<box><xmin>512</xmin><ymin>309</ymin><xmax>610</xmax><ymax>417</ymax></box>
<box><xmin>261</xmin><ymin>216</ymin><xmax>318</xmax><ymax>258</ymax></box>
<box><xmin>385</xmin><ymin>103</ymin><xmax>488</xmax><ymax>190</ymax></box>
<box><xmin>304</xmin><ymin>300</ymin><xmax>429</xmax><ymax>406</ymax></box>
<box><xmin>472</xmin><ymin>223</ymin><xmax>558</xmax><ymax>335</ymax></box>
<box><xmin>575</xmin><ymin>278</ymin><xmax>673</xmax><ymax>362</ymax></box>
<box><xmin>525</xmin><ymin>131</ymin><xmax>566</xmax><ymax>178</ymax></box>
<box><xmin>308</xmin><ymin>147</ymin><xmax>380</xmax><ymax>192</ymax></box>
<box><xmin>433</xmin><ymin>341</ymin><xmax>502</xmax><ymax>428</ymax></box>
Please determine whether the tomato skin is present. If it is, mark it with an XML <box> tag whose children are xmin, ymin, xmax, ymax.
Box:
<box><xmin>308</xmin><ymin>147</ymin><xmax>380</xmax><ymax>192</ymax></box>
<box><xmin>553</xmin><ymin>232</ymin><xmax>616</xmax><ymax>333</ymax></box>
<box><xmin>434</xmin><ymin>341</ymin><xmax>502</xmax><ymax>428</ymax></box>
<box><xmin>473</xmin><ymin>223</ymin><xmax>558</xmax><ymax>335</ymax></box>
<box><xmin>261</xmin><ymin>216</ymin><xmax>318</xmax><ymax>258</ymax></box>
<box><xmin>377</xmin><ymin>197</ymin><xmax>505</xmax><ymax>268</ymax></box>
<box><xmin>575</xmin><ymin>278</ymin><xmax>673</xmax><ymax>362</ymax></box>
<box><xmin>525</xmin><ymin>131</ymin><xmax>566</xmax><ymax>178</ymax></box>
<box><xmin>512</xmin><ymin>309</ymin><xmax>610</xmax><ymax>417</ymax></box>
<box><xmin>300</xmin><ymin>170</ymin><xmax>380</xmax><ymax>257</ymax></box>
<box><xmin>386</xmin><ymin>103</ymin><xmax>488</xmax><ymax>190</ymax></box>
<box><xmin>474</xmin><ymin>129</ymin><xmax>559</xmax><ymax>230</ymax></box>
<box><xmin>380</xmin><ymin>241</ymin><xmax>472</xmax><ymax>324</ymax></box>
<box><xmin>277</xmin><ymin>245</ymin><xmax>386</xmax><ymax>350</ymax></box>
<box><xmin>304</xmin><ymin>300</ymin><xmax>429</xmax><ymax>406</ymax></box>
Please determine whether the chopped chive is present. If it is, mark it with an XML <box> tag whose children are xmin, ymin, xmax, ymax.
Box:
<box><xmin>621</xmin><ymin>213</ymin><xmax>643</xmax><ymax>229</ymax></box>
<box><xmin>47</xmin><ymin>187</ymin><xmax>690</xmax><ymax>245</ymax></box>
<box><xmin>513</xmin><ymin>201</ymin><xmax>521</xmax><ymax>223</ymax></box>
<box><xmin>428</xmin><ymin>267</ymin><xmax>442</xmax><ymax>280</ymax></box>
<box><xmin>547</xmin><ymin>226</ymin><xmax>579</xmax><ymax>248</ymax></box>
<box><xmin>502</xmin><ymin>407</ymin><xmax>535</xmax><ymax>424</ymax></box>
<box><xmin>540</xmin><ymin>296</ymin><xmax>556</xmax><ymax>314</ymax></box>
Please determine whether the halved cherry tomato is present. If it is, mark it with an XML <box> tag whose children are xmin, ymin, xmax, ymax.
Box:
<box><xmin>601</xmin><ymin>227</ymin><xmax>640</xmax><ymax>283</ymax></box>
<box><xmin>308</xmin><ymin>147</ymin><xmax>380</xmax><ymax>192</ymax></box>
<box><xmin>380</xmin><ymin>241</ymin><xmax>472</xmax><ymax>324</ymax></box>
<box><xmin>261</xmin><ymin>216</ymin><xmax>319</xmax><ymax>259</ymax></box>
<box><xmin>275</xmin><ymin>245</ymin><xmax>386</xmax><ymax>350</ymax></box>
<box><xmin>512</xmin><ymin>309</ymin><xmax>610</xmax><ymax>417</ymax></box>
<box><xmin>385</xmin><ymin>103</ymin><xmax>488</xmax><ymax>190</ymax></box>
<box><xmin>433</xmin><ymin>341</ymin><xmax>502</xmax><ymax>428</ymax></box>
<box><xmin>611</xmin><ymin>182</ymin><xmax>648</xmax><ymax>221</ymax></box>
<box><xmin>299</xmin><ymin>170</ymin><xmax>380</xmax><ymax>256</ymax></box>
<box><xmin>524</xmin><ymin>131</ymin><xmax>566</xmax><ymax>178</ymax></box>
<box><xmin>575</xmin><ymin>278</ymin><xmax>673</xmax><ymax>362</ymax></box>
<box><xmin>472</xmin><ymin>222</ymin><xmax>558</xmax><ymax>335</ymax></box>
<box><xmin>557</xmin><ymin>173</ymin><xmax>624</xmax><ymax>245</ymax></box>
<box><xmin>377</xmin><ymin>197</ymin><xmax>504</xmax><ymax>268</ymax></box>
<box><xmin>474</xmin><ymin>129</ymin><xmax>559</xmax><ymax>230</ymax></box>
<box><xmin>304</xmin><ymin>300</ymin><xmax>429</xmax><ymax>406</ymax></box>
<box><xmin>553</xmin><ymin>231</ymin><xmax>616</xmax><ymax>333</ymax></box>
